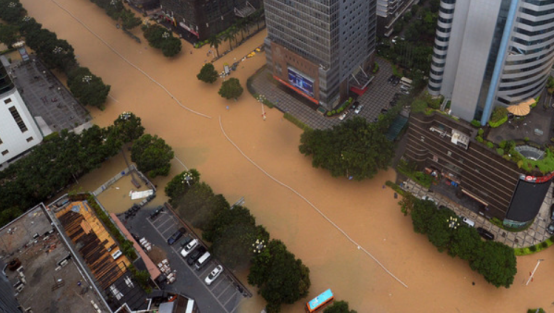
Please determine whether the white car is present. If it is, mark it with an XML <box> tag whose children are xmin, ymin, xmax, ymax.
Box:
<box><xmin>180</xmin><ymin>239</ymin><xmax>198</xmax><ymax>258</ymax></box>
<box><xmin>462</xmin><ymin>217</ymin><xmax>475</xmax><ymax>228</ymax></box>
<box><xmin>354</xmin><ymin>104</ymin><xmax>364</xmax><ymax>114</ymax></box>
<box><xmin>204</xmin><ymin>265</ymin><xmax>224</xmax><ymax>286</ymax></box>
<box><xmin>421</xmin><ymin>195</ymin><xmax>438</xmax><ymax>206</ymax></box>
<box><xmin>339</xmin><ymin>112</ymin><xmax>348</xmax><ymax>120</ymax></box>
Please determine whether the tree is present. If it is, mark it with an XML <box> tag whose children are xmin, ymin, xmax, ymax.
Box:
<box><xmin>142</xmin><ymin>24</ymin><xmax>166</xmax><ymax>49</ymax></box>
<box><xmin>165</xmin><ymin>169</ymin><xmax>201</xmax><ymax>204</ymax></box>
<box><xmin>470</xmin><ymin>241</ymin><xmax>517</xmax><ymax>288</ymax></box>
<box><xmin>218</xmin><ymin>77</ymin><xmax>244</xmax><ymax>100</ymax></box>
<box><xmin>299</xmin><ymin>117</ymin><xmax>394</xmax><ymax>180</ymax></box>
<box><xmin>211</xmin><ymin>223</ymin><xmax>267</xmax><ymax>271</ymax></box>
<box><xmin>120</xmin><ymin>9</ymin><xmax>142</xmax><ymax>30</ymax></box>
<box><xmin>203</xmin><ymin>205</ymin><xmax>253</xmax><ymax>242</ymax></box>
<box><xmin>0</xmin><ymin>0</ymin><xmax>24</xmax><ymax>24</ymax></box>
<box><xmin>131</xmin><ymin>134</ymin><xmax>174</xmax><ymax>177</ymax></box>
<box><xmin>161</xmin><ymin>37</ymin><xmax>182</xmax><ymax>57</ymax></box>
<box><xmin>0</xmin><ymin>24</ymin><xmax>19</xmax><ymax>47</ymax></box>
<box><xmin>448</xmin><ymin>226</ymin><xmax>483</xmax><ymax>261</ymax></box>
<box><xmin>197</xmin><ymin>63</ymin><xmax>219</xmax><ymax>84</ymax></box>
<box><xmin>67</xmin><ymin>67</ymin><xmax>111</xmax><ymax>108</ymax></box>
<box><xmin>177</xmin><ymin>183</ymin><xmax>228</xmax><ymax>230</ymax></box>
<box><xmin>324</xmin><ymin>301</ymin><xmax>357</xmax><ymax>313</ymax></box>
<box><xmin>111</xmin><ymin>112</ymin><xmax>145</xmax><ymax>144</ymax></box>
<box><xmin>207</xmin><ymin>35</ymin><xmax>222</xmax><ymax>57</ymax></box>
<box><xmin>426</xmin><ymin>208</ymin><xmax>457</xmax><ymax>252</ymax></box>
<box><xmin>410</xmin><ymin>199</ymin><xmax>436</xmax><ymax>234</ymax></box>
<box><xmin>222</xmin><ymin>28</ymin><xmax>235</xmax><ymax>50</ymax></box>
<box><xmin>249</xmin><ymin>240</ymin><xmax>310</xmax><ymax>312</ymax></box>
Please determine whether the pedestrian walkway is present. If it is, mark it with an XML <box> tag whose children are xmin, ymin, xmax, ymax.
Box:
<box><xmin>250</xmin><ymin>58</ymin><xmax>401</xmax><ymax>130</ymax></box>
<box><xmin>400</xmin><ymin>179</ymin><xmax>553</xmax><ymax>248</ymax></box>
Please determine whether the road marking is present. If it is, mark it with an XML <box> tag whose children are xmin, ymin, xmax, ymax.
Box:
<box><xmin>146</xmin><ymin>218</ymin><xmax>239</xmax><ymax>313</ymax></box>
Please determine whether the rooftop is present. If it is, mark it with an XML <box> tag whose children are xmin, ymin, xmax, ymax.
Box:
<box><xmin>0</xmin><ymin>204</ymin><xmax>108</xmax><ymax>313</ymax></box>
<box><xmin>487</xmin><ymin>105</ymin><xmax>554</xmax><ymax>146</ymax></box>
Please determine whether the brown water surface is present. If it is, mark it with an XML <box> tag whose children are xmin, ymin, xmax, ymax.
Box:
<box><xmin>19</xmin><ymin>0</ymin><xmax>554</xmax><ymax>312</ymax></box>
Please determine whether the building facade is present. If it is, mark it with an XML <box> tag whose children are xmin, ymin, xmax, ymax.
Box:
<box><xmin>376</xmin><ymin>0</ymin><xmax>416</xmax><ymax>37</ymax></box>
<box><xmin>159</xmin><ymin>0</ymin><xmax>261</xmax><ymax>40</ymax></box>
<box><xmin>405</xmin><ymin>112</ymin><xmax>551</xmax><ymax>229</ymax></box>
<box><xmin>264</xmin><ymin>0</ymin><xmax>377</xmax><ymax>110</ymax></box>
<box><xmin>0</xmin><ymin>261</ymin><xmax>21</xmax><ymax>312</ymax></box>
<box><xmin>428</xmin><ymin>0</ymin><xmax>554</xmax><ymax>124</ymax></box>
<box><xmin>0</xmin><ymin>64</ymin><xmax>42</xmax><ymax>168</ymax></box>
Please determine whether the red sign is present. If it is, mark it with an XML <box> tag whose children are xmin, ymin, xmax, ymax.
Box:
<box><xmin>273</xmin><ymin>75</ymin><xmax>319</xmax><ymax>104</ymax></box>
<box><xmin>523</xmin><ymin>172</ymin><xmax>554</xmax><ymax>183</ymax></box>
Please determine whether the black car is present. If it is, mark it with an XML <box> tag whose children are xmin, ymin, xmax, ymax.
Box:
<box><xmin>476</xmin><ymin>227</ymin><xmax>495</xmax><ymax>240</ymax></box>
<box><xmin>179</xmin><ymin>235</ymin><xmax>193</xmax><ymax>247</ymax></box>
<box><xmin>150</xmin><ymin>206</ymin><xmax>164</xmax><ymax>219</ymax></box>
<box><xmin>167</xmin><ymin>227</ymin><xmax>187</xmax><ymax>245</ymax></box>
<box><xmin>380</xmin><ymin>108</ymin><xmax>388</xmax><ymax>114</ymax></box>
<box><xmin>351</xmin><ymin>101</ymin><xmax>359</xmax><ymax>110</ymax></box>
<box><xmin>187</xmin><ymin>246</ymin><xmax>207</xmax><ymax>266</ymax></box>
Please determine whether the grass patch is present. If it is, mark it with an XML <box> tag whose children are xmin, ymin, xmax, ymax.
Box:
<box><xmin>396</xmin><ymin>160</ymin><xmax>432</xmax><ymax>189</ymax></box>
<box><xmin>515</xmin><ymin>237</ymin><xmax>554</xmax><ymax>256</ymax></box>
<box><xmin>284</xmin><ymin>113</ymin><xmax>312</xmax><ymax>131</ymax></box>
<box><xmin>385</xmin><ymin>180</ymin><xmax>406</xmax><ymax>197</ymax></box>
<box><xmin>392</xmin><ymin>64</ymin><xmax>402</xmax><ymax>77</ymax></box>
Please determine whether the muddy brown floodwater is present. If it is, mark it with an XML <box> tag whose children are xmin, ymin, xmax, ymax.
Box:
<box><xmin>20</xmin><ymin>0</ymin><xmax>554</xmax><ymax>312</ymax></box>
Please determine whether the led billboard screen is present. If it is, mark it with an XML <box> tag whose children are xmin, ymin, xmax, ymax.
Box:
<box><xmin>288</xmin><ymin>67</ymin><xmax>314</xmax><ymax>98</ymax></box>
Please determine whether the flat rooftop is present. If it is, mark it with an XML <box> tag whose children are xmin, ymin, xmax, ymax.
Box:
<box><xmin>487</xmin><ymin>106</ymin><xmax>554</xmax><ymax>145</ymax></box>
<box><xmin>0</xmin><ymin>204</ymin><xmax>108</xmax><ymax>313</ymax></box>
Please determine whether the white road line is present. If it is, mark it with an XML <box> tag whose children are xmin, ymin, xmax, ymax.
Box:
<box><xmin>154</xmin><ymin>217</ymin><xmax>173</xmax><ymax>232</ymax></box>
<box><xmin>145</xmin><ymin>217</ymin><xmax>236</xmax><ymax>313</ymax></box>
<box><xmin>219</xmin><ymin>116</ymin><xmax>409</xmax><ymax>288</ymax></box>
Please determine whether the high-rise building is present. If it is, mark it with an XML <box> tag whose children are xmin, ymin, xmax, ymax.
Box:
<box><xmin>0</xmin><ymin>261</ymin><xmax>22</xmax><ymax>312</ymax></box>
<box><xmin>428</xmin><ymin>0</ymin><xmax>554</xmax><ymax>124</ymax></box>
<box><xmin>159</xmin><ymin>0</ymin><xmax>261</xmax><ymax>40</ymax></box>
<box><xmin>0</xmin><ymin>63</ymin><xmax>43</xmax><ymax>169</ymax></box>
<box><xmin>264</xmin><ymin>0</ymin><xmax>377</xmax><ymax>110</ymax></box>
<box><xmin>376</xmin><ymin>0</ymin><xmax>416</xmax><ymax>37</ymax></box>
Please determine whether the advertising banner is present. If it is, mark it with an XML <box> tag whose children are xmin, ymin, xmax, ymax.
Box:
<box><xmin>288</xmin><ymin>67</ymin><xmax>314</xmax><ymax>98</ymax></box>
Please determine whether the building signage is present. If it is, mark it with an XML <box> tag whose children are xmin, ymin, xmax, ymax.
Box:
<box><xmin>522</xmin><ymin>171</ymin><xmax>554</xmax><ymax>183</ymax></box>
<box><xmin>288</xmin><ymin>67</ymin><xmax>314</xmax><ymax>98</ymax></box>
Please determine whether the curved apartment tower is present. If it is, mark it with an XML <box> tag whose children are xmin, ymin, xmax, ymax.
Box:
<box><xmin>428</xmin><ymin>0</ymin><xmax>554</xmax><ymax>124</ymax></box>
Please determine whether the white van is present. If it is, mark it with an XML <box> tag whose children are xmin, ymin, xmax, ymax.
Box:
<box><xmin>195</xmin><ymin>251</ymin><xmax>211</xmax><ymax>270</ymax></box>
<box><xmin>462</xmin><ymin>217</ymin><xmax>475</xmax><ymax>228</ymax></box>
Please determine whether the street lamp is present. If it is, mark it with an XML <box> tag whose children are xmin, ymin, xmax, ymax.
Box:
<box><xmin>53</xmin><ymin>46</ymin><xmax>63</xmax><ymax>54</ymax></box>
<box><xmin>22</xmin><ymin>16</ymin><xmax>31</xmax><ymax>22</ymax></box>
<box><xmin>8</xmin><ymin>2</ymin><xmax>16</xmax><ymax>8</ymax></box>
<box><xmin>252</xmin><ymin>239</ymin><xmax>266</xmax><ymax>253</ymax></box>
<box><xmin>447</xmin><ymin>216</ymin><xmax>459</xmax><ymax>230</ymax></box>
<box><xmin>257</xmin><ymin>94</ymin><xmax>266</xmax><ymax>121</ymax></box>
<box><xmin>162</xmin><ymin>32</ymin><xmax>170</xmax><ymax>39</ymax></box>
<box><xmin>82</xmin><ymin>75</ymin><xmax>92</xmax><ymax>84</ymax></box>
<box><xmin>182</xmin><ymin>171</ymin><xmax>193</xmax><ymax>187</ymax></box>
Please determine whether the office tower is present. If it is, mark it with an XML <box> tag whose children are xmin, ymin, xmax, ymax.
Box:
<box><xmin>159</xmin><ymin>0</ymin><xmax>261</xmax><ymax>40</ymax></box>
<box><xmin>264</xmin><ymin>0</ymin><xmax>377</xmax><ymax>110</ymax></box>
<box><xmin>0</xmin><ymin>63</ymin><xmax>43</xmax><ymax>168</ymax></box>
<box><xmin>428</xmin><ymin>0</ymin><xmax>554</xmax><ymax>124</ymax></box>
<box><xmin>376</xmin><ymin>0</ymin><xmax>415</xmax><ymax>37</ymax></box>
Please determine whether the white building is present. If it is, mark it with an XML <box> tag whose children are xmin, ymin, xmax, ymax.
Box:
<box><xmin>0</xmin><ymin>65</ymin><xmax>43</xmax><ymax>168</ymax></box>
<box><xmin>428</xmin><ymin>0</ymin><xmax>554</xmax><ymax>124</ymax></box>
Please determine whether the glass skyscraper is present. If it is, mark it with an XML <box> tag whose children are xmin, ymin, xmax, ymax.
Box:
<box><xmin>428</xmin><ymin>0</ymin><xmax>554</xmax><ymax>124</ymax></box>
<box><xmin>264</xmin><ymin>0</ymin><xmax>377</xmax><ymax>110</ymax></box>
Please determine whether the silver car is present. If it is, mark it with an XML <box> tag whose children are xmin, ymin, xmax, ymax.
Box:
<box><xmin>204</xmin><ymin>265</ymin><xmax>224</xmax><ymax>285</ymax></box>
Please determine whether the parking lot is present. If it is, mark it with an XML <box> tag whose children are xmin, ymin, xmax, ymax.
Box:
<box><xmin>124</xmin><ymin>205</ymin><xmax>248</xmax><ymax>313</ymax></box>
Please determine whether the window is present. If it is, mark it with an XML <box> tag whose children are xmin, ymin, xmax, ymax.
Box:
<box><xmin>26</xmin><ymin>137</ymin><xmax>33</xmax><ymax>142</ymax></box>
<box><xmin>1</xmin><ymin>150</ymin><xmax>8</xmax><ymax>156</ymax></box>
<box><xmin>9</xmin><ymin>106</ymin><xmax>27</xmax><ymax>133</ymax></box>
<box><xmin>4</xmin><ymin>98</ymin><xmax>11</xmax><ymax>104</ymax></box>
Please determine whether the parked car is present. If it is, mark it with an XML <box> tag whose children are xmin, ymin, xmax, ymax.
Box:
<box><xmin>205</xmin><ymin>265</ymin><xmax>224</xmax><ymax>286</ymax></box>
<box><xmin>187</xmin><ymin>246</ymin><xmax>207</xmax><ymax>266</ymax></box>
<box><xmin>476</xmin><ymin>227</ymin><xmax>495</xmax><ymax>240</ymax></box>
<box><xmin>354</xmin><ymin>104</ymin><xmax>364</xmax><ymax>114</ymax></box>
<box><xmin>339</xmin><ymin>112</ymin><xmax>348</xmax><ymax>120</ymax></box>
<box><xmin>167</xmin><ymin>227</ymin><xmax>186</xmax><ymax>245</ymax></box>
<box><xmin>461</xmin><ymin>217</ymin><xmax>475</xmax><ymax>228</ymax></box>
<box><xmin>547</xmin><ymin>222</ymin><xmax>554</xmax><ymax>235</ymax></box>
<box><xmin>180</xmin><ymin>239</ymin><xmax>198</xmax><ymax>258</ymax></box>
<box><xmin>351</xmin><ymin>101</ymin><xmax>359</xmax><ymax>111</ymax></box>
<box><xmin>380</xmin><ymin>108</ymin><xmax>388</xmax><ymax>114</ymax></box>
<box><xmin>421</xmin><ymin>195</ymin><xmax>438</xmax><ymax>206</ymax></box>
<box><xmin>150</xmin><ymin>206</ymin><xmax>164</xmax><ymax>219</ymax></box>
<box><xmin>179</xmin><ymin>235</ymin><xmax>193</xmax><ymax>247</ymax></box>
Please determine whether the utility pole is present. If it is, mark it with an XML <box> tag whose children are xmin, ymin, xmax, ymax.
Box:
<box><xmin>526</xmin><ymin>259</ymin><xmax>544</xmax><ymax>285</ymax></box>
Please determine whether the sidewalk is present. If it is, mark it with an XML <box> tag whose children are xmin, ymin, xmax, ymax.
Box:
<box><xmin>400</xmin><ymin>179</ymin><xmax>553</xmax><ymax>249</ymax></box>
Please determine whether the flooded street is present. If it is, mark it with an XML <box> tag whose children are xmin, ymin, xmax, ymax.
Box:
<box><xmin>20</xmin><ymin>0</ymin><xmax>554</xmax><ymax>311</ymax></box>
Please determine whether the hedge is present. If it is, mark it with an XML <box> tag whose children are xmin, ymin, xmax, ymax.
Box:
<box><xmin>515</xmin><ymin>237</ymin><xmax>554</xmax><ymax>256</ymax></box>
<box><xmin>284</xmin><ymin>113</ymin><xmax>312</xmax><ymax>131</ymax></box>
<box><xmin>489</xmin><ymin>115</ymin><xmax>508</xmax><ymax>128</ymax></box>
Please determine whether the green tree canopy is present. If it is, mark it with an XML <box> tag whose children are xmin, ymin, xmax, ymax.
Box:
<box><xmin>470</xmin><ymin>241</ymin><xmax>517</xmax><ymax>288</ymax></box>
<box><xmin>299</xmin><ymin>116</ymin><xmax>394</xmax><ymax>180</ymax></box>
<box><xmin>249</xmin><ymin>240</ymin><xmax>311</xmax><ymax>312</ymax></box>
<box><xmin>448</xmin><ymin>225</ymin><xmax>483</xmax><ymax>261</ymax></box>
<box><xmin>165</xmin><ymin>169</ymin><xmax>201</xmax><ymax>204</ymax></box>
<box><xmin>176</xmin><ymin>182</ymin><xmax>228</xmax><ymax>230</ymax></box>
<box><xmin>218</xmin><ymin>77</ymin><xmax>244</xmax><ymax>100</ymax></box>
<box><xmin>324</xmin><ymin>300</ymin><xmax>357</xmax><ymax>313</ymax></box>
<box><xmin>0</xmin><ymin>0</ymin><xmax>25</xmax><ymax>24</ymax></box>
<box><xmin>111</xmin><ymin>112</ymin><xmax>145</xmax><ymax>143</ymax></box>
<box><xmin>0</xmin><ymin>24</ymin><xmax>19</xmax><ymax>47</ymax></box>
<box><xmin>426</xmin><ymin>208</ymin><xmax>457</xmax><ymax>252</ymax></box>
<box><xmin>197</xmin><ymin>63</ymin><xmax>219</xmax><ymax>84</ymax></box>
<box><xmin>410</xmin><ymin>199</ymin><xmax>437</xmax><ymax>234</ymax></box>
<box><xmin>131</xmin><ymin>134</ymin><xmax>174</xmax><ymax>177</ymax></box>
<box><xmin>161</xmin><ymin>37</ymin><xmax>182</xmax><ymax>57</ymax></box>
<box><xmin>120</xmin><ymin>9</ymin><xmax>142</xmax><ymax>30</ymax></box>
<box><xmin>67</xmin><ymin>67</ymin><xmax>111</xmax><ymax>108</ymax></box>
